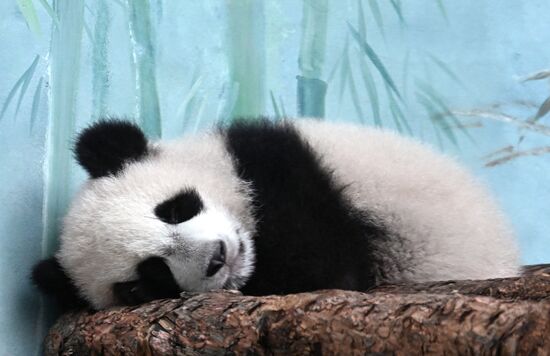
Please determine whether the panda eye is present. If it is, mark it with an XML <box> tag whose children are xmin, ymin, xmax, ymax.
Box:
<box><xmin>154</xmin><ymin>189</ymin><xmax>204</xmax><ymax>225</ymax></box>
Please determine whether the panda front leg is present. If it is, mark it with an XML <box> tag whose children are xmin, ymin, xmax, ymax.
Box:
<box><xmin>113</xmin><ymin>257</ymin><xmax>181</xmax><ymax>306</ymax></box>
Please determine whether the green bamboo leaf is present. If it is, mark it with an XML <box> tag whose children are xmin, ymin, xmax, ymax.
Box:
<box><xmin>16</xmin><ymin>0</ymin><xmax>41</xmax><ymax>35</ymax></box>
<box><xmin>327</xmin><ymin>50</ymin><xmax>344</xmax><ymax>84</ymax></box>
<box><xmin>83</xmin><ymin>20</ymin><xmax>93</xmax><ymax>43</ymax></box>
<box><xmin>416</xmin><ymin>92</ymin><xmax>458</xmax><ymax>147</ymax></box>
<box><xmin>344</xmin><ymin>53</ymin><xmax>365</xmax><ymax>123</ymax></box>
<box><xmin>435</xmin><ymin>0</ymin><xmax>449</xmax><ymax>23</ymax></box>
<box><xmin>338</xmin><ymin>39</ymin><xmax>351</xmax><ymax>109</ymax></box>
<box><xmin>15</xmin><ymin>54</ymin><xmax>40</xmax><ymax>118</ymax></box>
<box><xmin>427</xmin><ymin>54</ymin><xmax>466</xmax><ymax>89</ymax></box>
<box><xmin>521</xmin><ymin>70</ymin><xmax>550</xmax><ymax>82</ymax></box>
<box><xmin>401</xmin><ymin>50</ymin><xmax>410</xmax><ymax>100</ymax></box>
<box><xmin>533</xmin><ymin>96</ymin><xmax>550</xmax><ymax>122</ymax></box>
<box><xmin>386</xmin><ymin>83</ymin><xmax>412</xmax><ymax>134</ymax></box>
<box><xmin>358</xmin><ymin>57</ymin><xmax>382</xmax><ymax>126</ymax></box>
<box><xmin>270</xmin><ymin>90</ymin><xmax>281</xmax><ymax>120</ymax></box>
<box><xmin>0</xmin><ymin>55</ymin><xmax>40</xmax><ymax>121</ymax></box>
<box><xmin>216</xmin><ymin>81</ymin><xmax>239</xmax><ymax>124</ymax></box>
<box><xmin>279</xmin><ymin>95</ymin><xmax>288</xmax><ymax>118</ymax></box>
<box><xmin>416</xmin><ymin>80</ymin><xmax>474</xmax><ymax>143</ymax></box>
<box><xmin>191</xmin><ymin>97</ymin><xmax>207</xmax><ymax>133</ymax></box>
<box><xmin>367</xmin><ymin>0</ymin><xmax>385</xmax><ymax>38</ymax></box>
<box><xmin>357</xmin><ymin>0</ymin><xmax>367</xmax><ymax>38</ymax></box>
<box><xmin>177</xmin><ymin>75</ymin><xmax>203</xmax><ymax>128</ymax></box>
<box><xmin>389</xmin><ymin>0</ymin><xmax>405</xmax><ymax>24</ymax></box>
<box><xmin>348</xmin><ymin>23</ymin><xmax>402</xmax><ymax>100</ymax></box>
<box><xmin>112</xmin><ymin>0</ymin><xmax>126</xmax><ymax>8</ymax></box>
<box><xmin>29</xmin><ymin>76</ymin><xmax>44</xmax><ymax>133</ymax></box>
<box><xmin>37</xmin><ymin>0</ymin><xmax>60</xmax><ymax>26</ymax></box>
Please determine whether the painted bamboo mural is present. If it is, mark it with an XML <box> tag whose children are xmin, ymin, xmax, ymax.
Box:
<box><xmin>226</xmin><ymin>0</ymin><xmax>266</xmax><ymax>119</ymax></box>
<box><xmin>91</xmin><ymin>0</ymin><xmax>110</xmax><ymax>120</ymax></box>
<box><xmin>297</xmin><ymin>0</ymin><xmax>328</xmax><ymax>118</ymax></box>
<box><xmin>2</xmin><ymin>1</ymin><xmax>550</xmax><ymax>353</ymax></box>
<box><xmin>127</xmin><ymin>0</ymin><xmax>162</xmax><ymax>137</ymax></box>
<box><xmin>42</xmin><ymin>0</ymin><xmax>85</xmax><ymax>257</ymax></box>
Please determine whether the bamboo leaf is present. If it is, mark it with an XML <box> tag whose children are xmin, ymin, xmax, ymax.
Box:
<box><xmin>279</xmin><ymin>95</ymin><xmax>288</xmax><ymax>118</ymax></box>
<box><xmin>216</xmin><ymin>81</ymin><xmax>239</xmax><ymax>124</ymax></box>
<box><xmin>435</xmin><ymin>0</ymin><xmax>449</xmax><ymax>23</ymax></box>
<box><xmin>367</xmin><ymin>0</ymin><xmax>385</xmax><ymax>38</ymax></box>
<box><xmin>270</xmin><ymin>90</ymin><xmax>281</xmax><ymax>120</ymax></box>
<box><xmin>345</xmin><ymin>53</ymin><xmax>365</xmax><ymax>123</ymax></box>
<box><xmin>15</xmin><ymin>54</ymin><xmax>40</xmax><ymax>118</ymax></box>
<box><xmin>37</xmin><ymin>0</ymin><xmax>60</xmax><ymax>26</ymax></box>
<box><xmin>357</xmin><ymin>0</ymin><xmax>367</xmax><ymax>38</ymax></box>
<box><xmin>521</xmin><ymin>70</ymin><xmax>550</xmax><ymax>82</ymax></box>
<box><xmin>30</xmin><ymin>77</ymin><xmax>44</xmax><ymax>133</ymax></box>
<box><xmin>386</xmin><ymin>83</ymin><xmax>412</xmax><ymax>134</ymax></box>
<box><xmin>389</xmin><ymin>0</ymin><xmax>405</xmax><ymax>24</ymax></box>
<box><xmin>427</xmin><ymin>54</ymin><xmax>467</xmax><ymax>89</ymax></box>
<box><xmin>416</xmin><ymin>81</ymin><xmax>474</xmax><ymax>143</ymax></box>
<box><xmin>327</xmin><ymin>50</ymin><xmax>344</xmax><ymax>84</ymax></box>
<box><xmin>486</xmin><ymin>146</ymin><xmax>550</xmax><ymax>167</ymax></box>
<box><xmin>348</xmin><ymin>23</ymin><xmax>402</xmax><ymax>100</ymax></box>
<box><xmin>16</xmin><ymin>0</ymin><xmax>41</xmax><ymax>35</ymax></box>
<box><xmin>416</xmin><ymin>92</ymin><xmax>458</xmax><ymax>147</ymax></box>
<box><xmin>533</xmin><ymin>96</ymin><xmax>550</xmax><ymax>122</ymax></box>
<box><xmin>177</xmin><ymin>75</ymin><xmax>203</xmax><ymax>127</ymax></box>
<box><xmin>338</xmin><ymin>39</ymin><xmax>351</xmax><ymax>109</ymax></box>
<box><xmin>451</xmin><ymin>109</ymin><xmax>550</xmax><ymax>137</ymax></box>
<box><xmin>358</xmin><ymin>57</ymin><xmax>382</xmax><ymax>126</ymax></box>
<box><xmin>0</xmin><ymin>55</ymin><xmax>40</xmax><ymax>121</ymax></box>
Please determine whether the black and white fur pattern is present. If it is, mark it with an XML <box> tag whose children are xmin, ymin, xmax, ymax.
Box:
<box><xmin>32</xmin><ymin>118</ymin><xmax>519</xmax><ymax>310</ymax></box>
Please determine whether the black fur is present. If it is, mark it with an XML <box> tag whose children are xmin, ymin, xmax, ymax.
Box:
<box><xmin>154</xmin><ymin>189</ymin><xmax>204</xmax><ymax>225</ymax></box>
<box><xmin>113</xmin><ymin>257</ymin><xmax>181</xmax><ymax>306</ymax></box>
<box><xmin>31</xmin><ymin>257</ymin><xmax>90</xmax><ymax>310</ymax></box>
<box><xmin>224</xmin><ymin>119</ymin><xmax>386</xmax><ymax>295</ymax></box>
<box><xmin>75</xmin><ymin>119</ymin><xmax>148</xmax><ymax>178</ymax></box>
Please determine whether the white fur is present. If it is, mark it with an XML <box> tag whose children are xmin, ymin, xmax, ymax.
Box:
<box><xmin>293</xmin><ymin>119</ymin><xmax>520</xmax><ymax>282</ymax></box>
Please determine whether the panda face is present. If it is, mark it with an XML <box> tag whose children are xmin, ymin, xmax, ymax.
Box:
<box><xmin>36</xmin><ymin>120</ymin><xmax>256</xmax><ymax>309</ymax></box>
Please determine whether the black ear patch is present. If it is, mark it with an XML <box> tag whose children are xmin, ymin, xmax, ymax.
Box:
<box><xmin>75</xmin><ymin>120</ymin><xmax>148</xmax><ymax>178</ymax></box>
<box><xmin>31</xmin><ymin>257</ymin><xmax>89</xmax><ymax>310</ymax></box>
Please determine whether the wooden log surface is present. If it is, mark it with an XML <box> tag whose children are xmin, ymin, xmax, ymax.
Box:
<box><xmin>45</xmin><ymin>265</ymin><xmax>550</xmax><ymax>355</ymax></box>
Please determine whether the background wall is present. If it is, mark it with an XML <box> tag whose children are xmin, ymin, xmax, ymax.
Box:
<box><xmin>1</xmin><ymin>1</ymin><xmax>549</xmax><ymax>354</ymax></box>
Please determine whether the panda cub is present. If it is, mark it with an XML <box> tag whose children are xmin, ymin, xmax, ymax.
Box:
<box><xmin>32</xmin><ymin>118</ymin><xmax>519</xmax><ymax>309</ymax></box>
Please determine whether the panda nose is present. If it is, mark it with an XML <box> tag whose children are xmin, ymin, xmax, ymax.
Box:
<box><xmin>206</xmin><ymin>241</ymin><xmax>226</xmax><ymax>277</ymax></box>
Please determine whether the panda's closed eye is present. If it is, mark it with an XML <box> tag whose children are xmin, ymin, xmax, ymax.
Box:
<box><xmin>154</xmin><ymin>189</ymin><xmax>204</xmax><ymax>225</ymax></box>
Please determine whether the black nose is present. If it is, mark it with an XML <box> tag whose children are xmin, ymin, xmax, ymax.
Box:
<box><xmin>154</xmin><ymin>189</ymin><xmax>204</xmax><ymax>225</ymax></box>
<box><xmin>206</xmin><ymin>241</ymin><xmax>226</xmax><ymax>277</ymax></box>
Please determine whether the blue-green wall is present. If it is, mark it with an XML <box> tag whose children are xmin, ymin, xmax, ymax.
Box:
<box><xmin>1</xmin><ymin>1</ymin><xmax>549</xmax><ymax>354</ymax></box>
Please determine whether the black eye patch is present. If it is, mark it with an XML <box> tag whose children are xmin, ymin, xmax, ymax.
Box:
<box><xmin>154</xmin><ymin>188</ymin><xmax>204</xmax><ymax>225</ymax></box>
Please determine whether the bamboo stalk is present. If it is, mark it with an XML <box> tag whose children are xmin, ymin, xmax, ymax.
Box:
<box><xmin>226</xmin><ymin>0</ymin><xmax>266</xmax><ymax>119</ymax></box>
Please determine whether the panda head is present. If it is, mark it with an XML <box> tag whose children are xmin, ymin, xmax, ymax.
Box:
<box><xmin>32</xmin><ymin>120</ymin><xmax>255</xmax><ymax>309</ymax></box>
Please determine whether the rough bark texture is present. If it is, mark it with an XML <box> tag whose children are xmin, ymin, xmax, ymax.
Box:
<box><xmin>45</xmin><ymin>265</ymin><xmax>550</xmax><ymax>355</ymax></box>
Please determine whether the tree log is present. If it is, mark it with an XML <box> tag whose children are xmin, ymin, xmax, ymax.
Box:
<box><xmin>45</xmin><ymin>265</ymin><xmax>550</xmax><ymax>355</ymax></box>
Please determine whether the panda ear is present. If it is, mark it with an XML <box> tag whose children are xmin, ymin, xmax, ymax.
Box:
<box><xmin>31</xmin><ymin>257</ymin><xmax>89</xmax><ymax>310</ymax></box>
<box><xmin>75</xmin><ymin>120</ymin><xmax>149</xmax><ymax>178</ymax></box>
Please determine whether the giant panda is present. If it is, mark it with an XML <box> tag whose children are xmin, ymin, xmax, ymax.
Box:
<box><xmin>32</xmin><ymin>118</ymin><xmax>519</xmax><ymax>310</ymax></box>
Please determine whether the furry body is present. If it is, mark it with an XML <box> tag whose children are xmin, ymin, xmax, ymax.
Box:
<box><xmin>32</xmin><ymin>119</ymin><xmax>519</xmax><ymax>309</ymax></box>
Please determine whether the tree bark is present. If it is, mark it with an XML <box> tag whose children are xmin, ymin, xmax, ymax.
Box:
<box><xmin>45</xmin><ymin>265</ymin><xmax>550</xmax><ymax>355</ymax></box>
